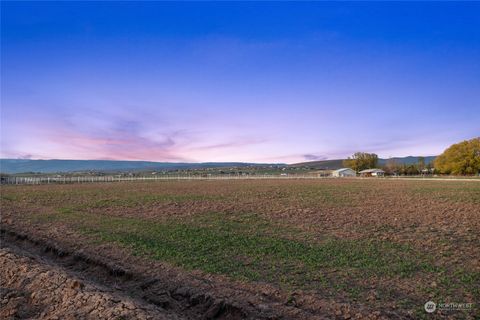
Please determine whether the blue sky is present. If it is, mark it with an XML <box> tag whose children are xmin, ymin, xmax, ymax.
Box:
<box><xmin>1</xmin><ymin>1</ymin><xmax>479</xmax><ymax>163</ymax></box>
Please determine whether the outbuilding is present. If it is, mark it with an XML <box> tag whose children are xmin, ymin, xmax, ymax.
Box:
<box><xmin>359</xmin><ymin>168</ymin><xmax>385</xmax><ymax>177</ymax></box>
<box><xmin>332</xmin><ymin>168</ymin><xmax>356</xmax><ymax>177</ymax></box>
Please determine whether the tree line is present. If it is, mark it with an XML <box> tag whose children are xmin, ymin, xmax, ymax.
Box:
<box><xmin>342</xmin><ymin>137</ymin><xmax>479</xmax><ymax>176</ymax></box>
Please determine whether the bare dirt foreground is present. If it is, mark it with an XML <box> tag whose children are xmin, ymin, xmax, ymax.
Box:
<box><xmin>0</xmin><ymin>246</ymin><xmax>176</xmax><ymax>320</ymax></box>
<box><xmin>0</xmin><ymin>224</ymin><xmax>343</xmax><ymax>320</ymax></box>
<box><xmin>1</xmin><ymin>179</ymin><xmax>479</xmax><ymax>319</ymax></box>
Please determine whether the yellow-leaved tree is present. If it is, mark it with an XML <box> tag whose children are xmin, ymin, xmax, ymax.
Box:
<box><xmin>343</xmin><ymin>152</ymin><xmax>378</xmax><ymax>172</ymax></box>
<box><xmin>434</xmin><ymin>137</ymin><xmax>480</xmax><ymax>175</ymax></box>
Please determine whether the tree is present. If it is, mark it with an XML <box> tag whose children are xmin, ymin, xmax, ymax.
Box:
<box><xmin>434</xmin><ymin>138</ymin><xmax>480</xmax><ymax>175</ymax></box>
<box><xmin>417</xmin><ymin>156</ymin><xmax>425</xmax><ymax>171</ymax></box>
<box><xmin>343</xmin><ymin>152</ymin><xmax>378</xmax><ymax>172</ymax></box>
<box><xmin>405</xmin><ymin>164</ymin><xmax>419</xmax><ymax>175</ymax></box>
<box><xmin>384</xmin><ymin>158</ymin><xmax>400</xmax><ymax>175</ymax></box>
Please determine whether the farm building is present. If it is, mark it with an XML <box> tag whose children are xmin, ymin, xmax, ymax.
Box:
<box><xmin>359</xmin><ymin>168</ymin><xmax>385</xmax><ymax>177</ymax></box>
<box><xmin>331</xmin><ymin>168</ymin><xmax>356</xmax><ymax>177</ymax></box>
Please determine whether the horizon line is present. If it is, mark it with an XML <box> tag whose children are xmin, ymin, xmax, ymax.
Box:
<box><xmin>0</xmin><ymin>155</ymin><xmax>438</xmax><ymax>166</ymax></box>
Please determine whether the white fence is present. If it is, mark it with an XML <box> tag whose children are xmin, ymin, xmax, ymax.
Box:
<box><xmin>2</xmin><ymin>175</ymin><xmax>478</xmax><ymax>185</ymax></box>
<box><xmin>1</xmin><ymin>174</ymin><xmax>332</xmax><ymax>185</ymax></box>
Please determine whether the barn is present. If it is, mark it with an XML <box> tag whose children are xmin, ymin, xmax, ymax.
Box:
<box><xmin>332</xmin><ymin>168</ymin><xmax>356</xmax><ymax>177</ymax></box>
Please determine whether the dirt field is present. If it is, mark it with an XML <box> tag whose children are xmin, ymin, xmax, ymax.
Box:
<box><xmin>1</xmin><ymin>179</ymin><xmax>479</xmax><ymax>319</ymax></box>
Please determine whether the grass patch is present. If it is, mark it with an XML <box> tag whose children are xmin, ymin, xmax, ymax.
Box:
<box><xmin>454</xmin><ymin>269</ymin><xmax>480</xmax><ymax>297</ymax></box>
<box><xmin>84</xmin><ymin>194</ymin><xmax>220</xmax><ymax>209</ymax></box>
<box><xmin>0</xmin><ymin>194</ymin><xmax>17</xmax><ymax>202</ymax></box>
<box><xmin>291</xmin><ymin>184</ymin><xmax>364</xmax><ymax>207</ymax></box>
<box><xmin>47</xmin><ymin>210</ymin><xmax>433</xmax><ymax>291</ymax></box>
<box><xmin>409</xmin><ymin>184</ymin><xmax>480</xmax><ymax>204</ymax></box>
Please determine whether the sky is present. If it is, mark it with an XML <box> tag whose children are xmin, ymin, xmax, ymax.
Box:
<box><xmin>1</xmin><ymin>2</ymin><xmax>479</xmax><ymax>163</ymax></box>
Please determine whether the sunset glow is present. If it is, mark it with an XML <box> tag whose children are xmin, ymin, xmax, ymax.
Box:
<box><xmin>2</xmin><ymin>2</ymin><xmax>479</xmax><ymax>163</ymax></box>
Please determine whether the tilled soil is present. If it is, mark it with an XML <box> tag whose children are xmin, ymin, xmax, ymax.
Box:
<box><xmin>0</xmin><ymin>228</ymin><xmax>368</xmax><ymax>320</ymax></box>
<box><xmin>1</xmin><ymin>179</ymin><xmax>479</xmax><ymax>319</ymax></box>
<box><xmin>0</xmin><ymin>245</ymin><xmax>178</xmax><ymax>320</ymax></box>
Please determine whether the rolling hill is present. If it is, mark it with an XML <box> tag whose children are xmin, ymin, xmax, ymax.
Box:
<box><xmin>0</xmin><ymin>156</ymin><xmax>437</xmax><ymax>174</ymax></box>
<box><xmin>290</xmin><ymin>156</ymin><xmax>436</xmax><ymax>170</ymax></box>
<box><xmin>0</xmin><ymin>159</ymin><xmax>282</xmax><ymax>174</ymax></box>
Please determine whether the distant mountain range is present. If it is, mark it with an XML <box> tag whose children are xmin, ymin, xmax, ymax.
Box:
<box><xmin>290</xmin><ymin>156</ymin><xmax>437</xmax><ymax>170</ymax></box>
<box><xmin>0</xmin><ymin>156</ymin><xmax>437</xmax><ymax>174</ymax></box>
<box><xmin>0</xmin><ymin>159</ymin><xmax>282</xmax><ymax>174</ymax></box>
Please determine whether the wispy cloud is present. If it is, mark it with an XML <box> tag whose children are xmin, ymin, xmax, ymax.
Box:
<box><xmin>302</xmin><ymin>154</ymin><xmax>327</xmax><ymax>161</ymax></box>
<box><xmin>191</xmin><ymin>137</ymin><xmax>267</xmax><ymax>151</ymax></box>
<box><xmin>52</xmin><ymin>119</ymin><xmax>191</xmax><ymax>161</ymax></box>
<box><xmin>1</xmin><ymin>107</ymin><xmax>274</xmax><ymax>162</ymax></box>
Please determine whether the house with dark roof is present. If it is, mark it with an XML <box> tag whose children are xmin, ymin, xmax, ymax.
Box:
<box><xmin>359</xmin><ymin>168</ymin><xmax>385</xmax><ymax>177</ymax></box>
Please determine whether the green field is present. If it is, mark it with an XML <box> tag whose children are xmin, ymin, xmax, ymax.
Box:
<box><xmin>2</xmin><ymin>179</ymin><xmax>479</xmax><ymax>318</ymax></box>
